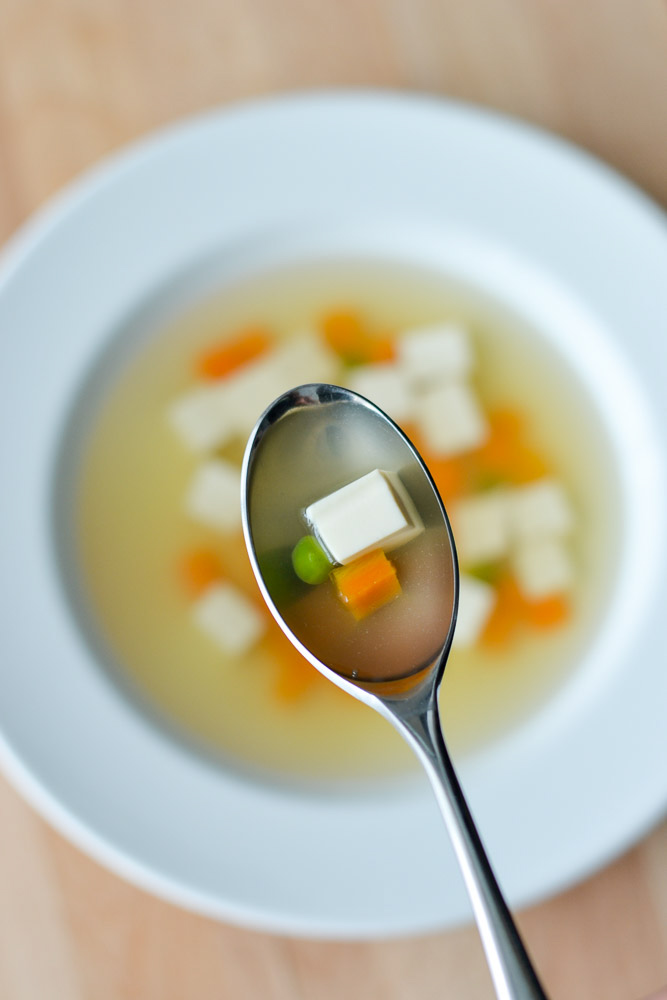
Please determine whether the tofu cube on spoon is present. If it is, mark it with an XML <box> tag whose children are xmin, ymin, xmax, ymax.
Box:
<box><xmin>305</xmin><ymin>469</ymin><xmax>423</xmax><ymax>565</ymax></box>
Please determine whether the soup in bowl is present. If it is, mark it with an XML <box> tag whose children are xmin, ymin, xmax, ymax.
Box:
<box><xmin>75</xmin><ymin>258</ymin><xmax>621</xmax><ymax>780</ymax></box>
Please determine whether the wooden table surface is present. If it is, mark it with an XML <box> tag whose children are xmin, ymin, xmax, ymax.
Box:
<box><xmin>1</xmin><ymin>1</ymin><xmax>666</xmax><ymax>997</ymax></box>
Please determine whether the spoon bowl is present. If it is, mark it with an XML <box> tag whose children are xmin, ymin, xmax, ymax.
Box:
<box><xmin>242</xmin><ymin>382</ymin><xmax>457</xmax><ymax>692</ymax></box>
<box><xmin>242</xmin><ymin>383</ymin><xmax>549</xmax><ymax>1000</ymax></box>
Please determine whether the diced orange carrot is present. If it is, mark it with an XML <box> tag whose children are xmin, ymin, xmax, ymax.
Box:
<box><xmin>474</xmin><ymin>408</ymin><xmax>549</xmax><ymax>485</ymax></box>
<box><xmin>179</xmin><ymin>547</ymin><xmax>224</xmax><ymax>597</ymax></box>
<box><xmin>480</xmin><ymin>608</ymin><xmax>514</xmax><ymax>648</ymax></box>
<box><xmin>364</xmin><ymin>334</ymin><xmax>396</xmax><ymax>363</ymax></box>
<box><xmin>321</xmin><ymin>309</ymin><xmax>396</xmax><ymax>365</ymax></box>
<box><xmin>321</xmin><ymin>309</ymin><xmax>365</xmax><ymax>359</ymax></box>
<box><xmin>489</xmin><ymin>408</ymin><xmax>523</xmax><ymax>440</ymax></box>
<box><xmin>480</xmin><ymin>574</ymin><xmax>526</xmax><ymax>648</ymax></box>
<box><xmin>402</xmin><ymin>423</ymin><xmax>469</xmax><ymax>502</ymax></box>
<box><xmin>274</xmin><ymin>656</ymin><xmax>317</xmax><ymax>703</ymax></box>
<box><xmin>265</xmin><ymin>627</ymin><xmax>319</xmax><ymax>703</ymax></box>
<box><xmin>196</xmin><ymin>327</ymin><xmax>273</xmax><ymax>379</ymax></box>
<box><xmin>475</xmin><ymin>408</ymin><xmax>522</xmax><ymax>467</ymax></box>
<box><xmin>524</xmin><ymin>594</ymin><xmax>570</xmax><ymax>628</ymax></box>
<box><xmin>481</xmin><ymin>575</ymin><xmax>571</xmax><ymax>648</ymax></box>
<box><xmin>507</xmin><ymin>446</ymin><xmax>550</xmax><ymax>484</ymax></box>
<box><xmin>427</xmin><ymin>456</ymin><xmax>467</xmax><ymax>502</ymax></box>
<box><xmin>332</xmin><ymin>550</ymin><xmax>401</xmax><ymax>621</ymax></box>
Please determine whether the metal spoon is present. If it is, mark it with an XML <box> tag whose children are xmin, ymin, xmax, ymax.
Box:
<box><xmin>241</xmin><ymin>383</ymin><xmax>549</xmax><ymax>1000</ymax></box>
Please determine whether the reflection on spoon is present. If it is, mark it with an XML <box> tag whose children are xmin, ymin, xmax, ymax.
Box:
<box><xmin>242</xmin><ymin>383</ymin><xmax>549</xmax><ymax>1000</ymax></box>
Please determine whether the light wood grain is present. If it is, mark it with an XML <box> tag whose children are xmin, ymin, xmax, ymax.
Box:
<box><xmin>1</xmin><ymin>1</ymin><xmax>666</xmax><ymax>998</ymax></box>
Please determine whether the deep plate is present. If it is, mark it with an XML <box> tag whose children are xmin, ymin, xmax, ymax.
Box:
<box><xmin>0</xmin><ymin>91</ymin><xmax>666</xmax><ymax>938</ymax></box>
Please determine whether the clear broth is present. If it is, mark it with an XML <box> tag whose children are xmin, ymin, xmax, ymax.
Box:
<box><xmin>77</xmin><ymin>259</ymin><xmax>621</xmax><ymax>779</ymax></box>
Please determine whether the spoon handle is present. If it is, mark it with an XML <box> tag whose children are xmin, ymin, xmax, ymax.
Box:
<box><xmin>393</xmin><ymin>697</ymin><xmax>549</xmax><ymax>1000</ymax></box>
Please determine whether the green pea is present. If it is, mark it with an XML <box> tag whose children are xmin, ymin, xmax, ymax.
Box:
<box><xmin>473</xmin><ymin>471</ymin><xmax>508</xmax><ymax>492</ymax></box>
<box><xmin>467</xmin><ymin>561</ymin><xmax>503</xmax><ymax>585</ymax></box>
<box><xmin>291</xmin><ymin>535</ymin><xmax>333</xmax><ymax>585</ymax></box>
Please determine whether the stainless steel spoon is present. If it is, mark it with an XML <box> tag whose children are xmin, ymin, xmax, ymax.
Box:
<box><xmin>241</xmin><ymin>383</ymin><xmax>549</xmax><ymax>1000</ymax></box>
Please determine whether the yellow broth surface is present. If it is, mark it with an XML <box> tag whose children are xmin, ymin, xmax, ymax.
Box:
<box><xmin>77</xmin><ymin>260</ymin><xmax>620</xmax><ymax>779</ymax></box>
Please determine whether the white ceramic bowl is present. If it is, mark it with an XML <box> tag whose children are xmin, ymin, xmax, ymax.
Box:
<box><xmin>1</xmin><ymin>92</ymin><xmax>666</xmax><ymax>938</ymax></box>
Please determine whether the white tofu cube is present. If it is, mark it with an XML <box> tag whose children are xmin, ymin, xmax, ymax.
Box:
<box><xmin>168</xmin><ymin>385</ymin><xmax>235</xmax><ymax>453</ymax></box>
<box><xmin>305</xmin><ymin>469</ymin><xmax>423</xmax><ymax>565</ymax></box>
<box><xmin>452</xmin><ymin>491</ymin><xmax>509</xmax><ymax>566</ymax></box>
<box><xmin>508</xmin><ymin>479</ymin><xmax>574</xmax><ymax>541</ymax></box>
<box><xmin>277</xmin><ymin>333</ymin><xmax>339</xmax><ymax>386</ymax></box>
<box><xmin>192</xmin><ymin>582</ymin><xmax>265</xmax><ymax>656</ymax></box>
<box><xmin>169</xmin><ymin>334</ymin><xmax>339</xmax><ymax>450</ymax></box>
<box><xmin>413</xmin><ymin>381</ymin><xmax>488</xmax><ymax>456</ymax></box>
<box><xmin>512</xmin><ymin>538</ymin><xmax>574</xmax><ymax>599</ymax></box>
<box><xmin>347</xmin><ymin>363</ymin><xmax>414</xmax><ymax>424</ymax></box>
<box><xmin>225</xmin><ymin>333</ymin><xmax>339</xmax><ymax>436</ymax></box>
<box><xmin>223</xmin><ymin>360</ymin><xmax>288</xmax><ymax>438</ymax></box>
<box><xmin>186</xmin><ymin>459</ymin><xmax>242</xmax><ymax>533</ymax></box>
<box><xmin>453</xmin><ymin>575</ymin><xmax>496</xmax><ymax>648</ymax></box>
<box><xmin>397</xmin><ymin>323</ymin><xmax>473</xmax><ymax>384</ymax></box>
